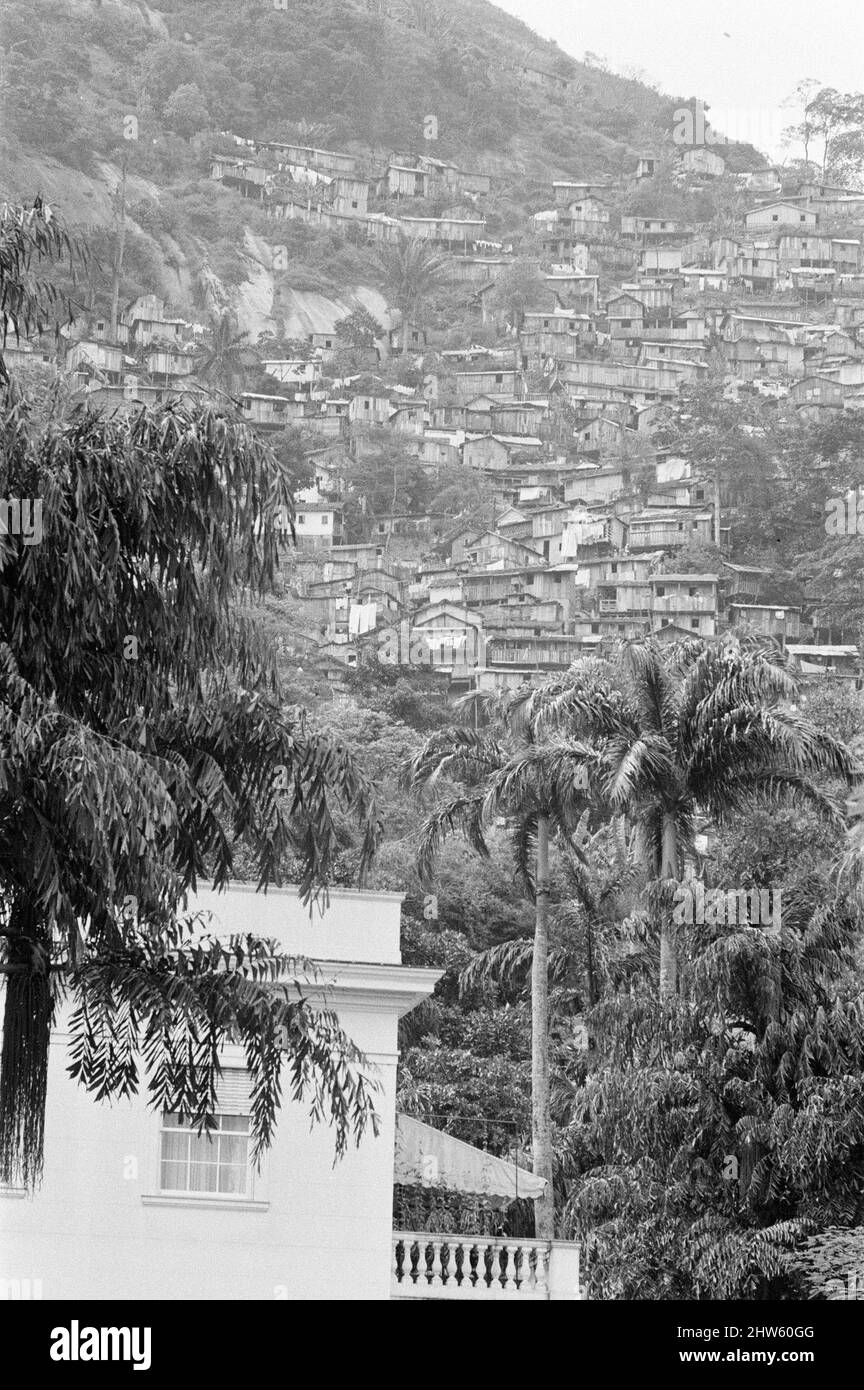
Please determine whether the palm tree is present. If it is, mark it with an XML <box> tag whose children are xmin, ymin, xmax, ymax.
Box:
<box><xmin>195</xmin><ymin>311</ymin><xmax>250</xmax><ymax>397</ymax></box>
<box><xmin>374</xmin><ymin>234</ymin><xmax>450</xmax><ymax>354</ymax></box>
<box><xmin>405</xmin><ymin>693</ymin><xmax>596</xmax><ymax>1239</ymax></box>
<box><xmin>459</xmin><ymin>815</ymin><xmax>648</xmax><ymax>1016</ymax></box>
<box><xmin>520</xmin><ymin>640</ymin><xmax>857</xmax><ymax>1000</ymax></box>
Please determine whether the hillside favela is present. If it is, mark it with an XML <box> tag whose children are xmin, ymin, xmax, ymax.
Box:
<box><xmin>4</xmin><ymin>0</ymin><xmax>864</xmax><ymax>1333</ymax></box>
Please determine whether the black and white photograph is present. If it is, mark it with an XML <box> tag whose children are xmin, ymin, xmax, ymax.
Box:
<box><xmin>2</xmin><ymin>0</ymin><xmax>864</xmax><ymax>1357</ymax></box>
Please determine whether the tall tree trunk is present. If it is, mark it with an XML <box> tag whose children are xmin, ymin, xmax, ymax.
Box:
<box><xmin>109</xmin><ymin>157</ymin><xmax>128</xmax><ymax>343</ymax></box>
<box><xmin>532</xmin><ymin>813</ymin><xmax>555</xmax><ymax>1239</ymax></box>
<box><xmin>659</xmin><ymin>814</ymin><xmax>679</xmax><ymax>1000</ymax></box>
<box><xmin>585</xmin><ymin>913</ymin><xmax>598</xmax><ymax>1008</ymax></box>
<box><xmin>0</xmin><ymin>899</ymin><xmax>53</xmax><ymax>1188</ymax></box>
<box><xmin>741</xmin><ymin>909</ymin><xmax>783</xmax><ymax>1194</ymax></box>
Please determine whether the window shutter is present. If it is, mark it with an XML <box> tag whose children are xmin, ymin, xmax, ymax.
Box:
<box><xmin>216</xmin><ymin>1068</ymin><xmax>252</xmax><ymax>1114</ymax></box>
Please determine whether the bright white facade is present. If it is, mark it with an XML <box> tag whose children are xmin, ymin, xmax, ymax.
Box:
<box><xmin>0</xmin><ymin>885</ymin><xmax>439</xmax><ymax>1301</ymax></box>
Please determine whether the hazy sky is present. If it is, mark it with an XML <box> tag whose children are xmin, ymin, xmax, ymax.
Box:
<box><xmin>492</xmin><ymin>0</ymin><xmax>864</xmax><ymax>157</ymax></box>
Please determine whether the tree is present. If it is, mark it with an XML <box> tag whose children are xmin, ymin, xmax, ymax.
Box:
<box><xmin>656</xmin><ymin>373</ymin><xmax>772</xmax><ymax>546</ymax></box>
<box><xmin>341</xmin><ymin>428</ymin><xmax>430</xmax><ymax>534</ymax></box>
<box><xmin>0</xmin><ymin>204</ymin><xmax>382</xmax><ymax>1187</ymax></box>
<box><xmin>374</xmin><ymin>235</ymin><xmax>451</xmax><ymax>354</ymax></box>
<box><xmin>268</xmin><ymin>425</ymin><xmax>316</xmax><ymax>493</ymax></box>
<box><xmin>492</xmin><ymin>258</ymin><xmax>547</xmax><ymax>331</ymax></box>
<box><xmin>520</xmin><ymin>641</ymin><xmax>856</xmax><ymax>999</ymax></box>
<box><xmin>195</xmin><ymin>311</ymin><xmax>250</xmax><ymax>398</ymax></box>
<box><xmin>255</xmin><ymin>332</ymin><xmax>317</xmax><ymax>363</ymax></box>
<box><xmin>781</xmin><ymin>78</ymin><xmax>823</xmax><ymax>169</ymax></box>
<box><xmin>406</xmin><ymin>695</ymin><xmax>596</xmax><ymax>1238</ymax></box>
<box><xmin>560</xmin><ymin>800</ymin><xmax>864</xmax><ymax>1299</ymax></box>
<box><xmin>460</xmin><ymin>816</ymin><xmax>648</xmax><ymax>1016</ymax></box>
<box><xmin>805</xmin><ymin>87</ymin><xmax>864</xmax><ymax>179</ymax></box>
<box><xmin>659</xmin><ymin>541</ymin><xmax>724</xmax><ymax>576</ymax></box>
<box><xmin>162</xmin><ymin>83</ymin><xmax>211</xmax><ymax>141</ymax></box>
<box><xmin>0</xmin><ymin>200</ymin><xmax>79</xmax><ymax>381</ymax></box>
<box><xmin>334</xmin><ymin>306</ymin><xmax>384</xmax><ymax>350</ymax></box>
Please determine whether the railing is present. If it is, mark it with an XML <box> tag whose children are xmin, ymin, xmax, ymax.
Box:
<box><xmin>392</xmin><ymin>1233</ymin><xmax>551</xmax><ymax>1300</ymax></box>
<box><xmin>652</xmin><ymin>595</ymin><xmax>717</xmax><ymax>613</ymax></box>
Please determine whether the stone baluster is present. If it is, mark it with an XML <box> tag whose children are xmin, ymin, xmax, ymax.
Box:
<box><xmin>465</xmin><ymin>1240</ymin><xmax>479</xmax><ymax>1288</ymax></box>
<box><xmin>501</xmin><ymin>1243</ymin><xmax>517</xmax><ymax>1291</ymax></box>
<box><xmin>534</xmin><ymin>1243</ymin><xmax>550</xmax><ymax>1295</ymax></box>
<box><xmin>427</xmin><ymin>1237</ymin><xmax>444</xmax><ymax>1288</ymax></box>
<box><xmin>393</xmin><ymin>1237</ymin><xmax>404</xmax><ymax>1286</ymax></box>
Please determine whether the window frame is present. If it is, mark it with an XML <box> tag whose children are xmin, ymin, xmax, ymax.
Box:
<box><xmin>141</xmin><ymin>1058</ymin><xmax>269</xmax><ymax>1211</ymax></box>
<box><xmin>158</xmin><ymin>1109</ymin><xmax>253</xmax><ymax>1200</ymax></box>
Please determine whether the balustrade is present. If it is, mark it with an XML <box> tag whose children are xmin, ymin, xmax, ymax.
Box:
<box><xmin>392</xmin><ymin>1233</ymin><xmax>551</xmax><ymax>1300</ymax></box>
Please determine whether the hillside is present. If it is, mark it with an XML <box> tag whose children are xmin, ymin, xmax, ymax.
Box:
<box><xmin>0</xmin><ymin>0</ymin><xmax>764</xmax><ymax>330</ymax></box>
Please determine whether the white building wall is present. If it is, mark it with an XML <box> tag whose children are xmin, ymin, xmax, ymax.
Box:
<box><xmin>0</xmin><ymin>886</ymin><xmax>438</xmax><ymax>1301</ymax></box>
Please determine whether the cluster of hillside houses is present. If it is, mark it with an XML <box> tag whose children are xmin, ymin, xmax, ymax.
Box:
<box><xmin>208</xmin><ymin>141</ymin><xmax>495</xmax><ymax>250</ymax></box>
<box><xmin>231</xmin><ymin>150</ymin><xmax>863</xmax><ymax>688</ymax></box>
<box><xmin>9</xmin><ymin>149</ymin><xmax>864</xmax><ymax>689</ymax></box>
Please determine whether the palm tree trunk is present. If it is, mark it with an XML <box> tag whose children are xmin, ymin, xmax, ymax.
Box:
<box><xmin>585</xmin><ymin>914</ymin><xmax>598</xmax><ymax>1008</ymax></box>
<box><xmin>659</xmin><ymin>814</ymin><xmax>679</xmax><ymax>1000</ymax></box>
<box><xmin>532</xmin><ymin>813</ymin><xmax>555</xmax><ymax>1240</ymax></box>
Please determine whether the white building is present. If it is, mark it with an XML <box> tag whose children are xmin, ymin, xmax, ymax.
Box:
<box><xmin>0</xmin><ymin>886</ymin><xmax>440</xmax><ymax>1301</ymax></box>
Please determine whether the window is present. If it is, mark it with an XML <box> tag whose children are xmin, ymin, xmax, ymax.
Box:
<box><xmin>691</xmin><ymin>619</ymin><xmax>699</xmax><ymax>630</ymax></box>
<box><xmin>160</xmin><ymin>1072</ymin><xmax>251</xmax><ymax>1197</ymax></box>
<box><xmin>351</xmin><ymin>200</ymin><xmax>358</xmax><ymax>209</ymax></box>
<box><xmin>655</xmin><ymin>586</ymin><xmax>665</xmax><ymax>598</ymax></box>
<box><xmin>320</xmin><ymin>514</ymin><xmax>329</xmax><ymax>525</ymax></box>
<box><xmin>495</xmin><ymin>374</ymin><xmax>503</xmax><ymax>384</ymax></box>
<box><xmin>297</xmin><ymin>514</ymin><xmax>306</xmax><ymax>525</ymax></box>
